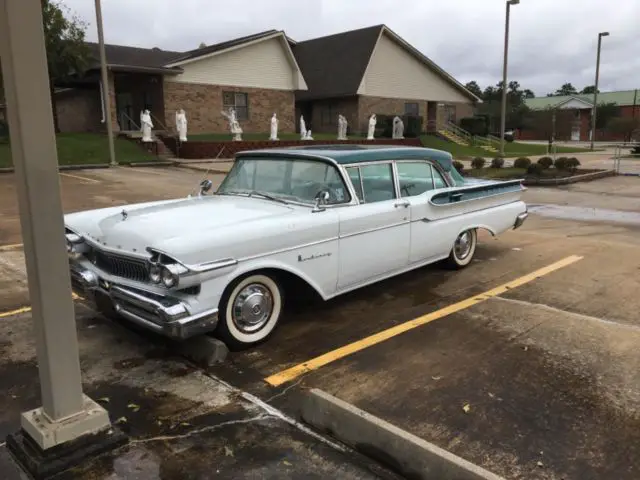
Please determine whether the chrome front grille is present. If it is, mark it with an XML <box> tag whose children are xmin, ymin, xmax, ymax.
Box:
<box><xmin>92</xmin><ymin>249</ymin><xmax>148</xmax><ymax>283</ymax></box>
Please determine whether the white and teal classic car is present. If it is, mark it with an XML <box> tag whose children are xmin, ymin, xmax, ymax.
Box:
<box><xmin>65</xmin><ymin>146</ymin><xmax>528</xmax><ymax>349</ymax></box>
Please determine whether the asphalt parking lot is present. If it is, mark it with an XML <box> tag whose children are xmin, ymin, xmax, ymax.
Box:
<box><xmin>1</xmin><ymin>167</ymin><xmax>640</xmax><ymax>479</ymax></box>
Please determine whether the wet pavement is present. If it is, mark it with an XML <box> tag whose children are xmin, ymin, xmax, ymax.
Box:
<box><xmin>1</xmin><ymin>168</ymin><xmax>640</xmax><ymax>479</ymax></box>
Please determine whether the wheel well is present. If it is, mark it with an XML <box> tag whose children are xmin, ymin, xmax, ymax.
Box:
<box><xmin>473</xmin><ymin>226</ymin><xmax>495</xmax><ymax>237</ymax></box>
<box><xmin>223</xmin><ymin>268</ymin><xmax>324</xmax><ymax>306</ymax></box>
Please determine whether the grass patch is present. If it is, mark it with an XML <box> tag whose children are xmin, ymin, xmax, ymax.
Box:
<box><xmin>0</xmin><ymin>133</ymin><xmax>157</xmax><ymax>168</ymax></box>
<box><xmin>419</xmin><ymin>135</ymin><xmax>591</xmax><ymax>159</ymax></box>
<box><xmin>189</xmin><ymin>132</ymin><xmax>363</xmax><ymax>141</ymax></box>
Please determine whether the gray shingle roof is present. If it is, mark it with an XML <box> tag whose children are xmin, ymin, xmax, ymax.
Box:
<box><xmin>85</xmin><ymin>42</ymin><xmax>182</xmax><ymax>69</ymax></box>
<box><xmin>292</xmin><ymin>25</ymin><xmax>383</xmax><ymax>101</ymax></box>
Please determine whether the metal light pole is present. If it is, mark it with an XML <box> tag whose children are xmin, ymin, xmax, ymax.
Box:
<box><xmin>0</xmin><ymin>1</ymin><xmax>117</xmax><ymax>472</ymax></box>
<box><xmin>499</xmin><ymin>0</ymin><xmax>519</xmax><ymax>157</ymax></box>
<box><xmin>95</xmin><ymin>0</ymin><xmax>117</xmax><ymax>165</ymax></box>
<box><xmin>590</xmin><ymin>31</ymin><xmax>609</xmax><ymax>150</ymax></box>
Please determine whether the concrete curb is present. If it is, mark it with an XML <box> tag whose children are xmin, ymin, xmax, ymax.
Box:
<box><xmin>125</xmin><ymin>161</ymin><xmax>177</xmax><ymax>168</ymax></box>
<box><xmin>0</xmin><ymin>162</ymin><xmax>178</xmax><ymax>173</ymax></box>
<box><xmin>523</xmin><ymin>169</ymin><xmax>615</xmax><ymax>186</ymax></box>
<box><xmin>174</xmin><ymin>163</ymin><xmax>230</xmax><ymax>174</ymax></box>
<box><xmin>172</xmin><ymin>336</ymin><xmax>229</xmax><ymax>367</ymax></box>
<box><xmin>300</xmin><ymin>389</ymin><xmax>504</xmax><ymax>480</ymax></box>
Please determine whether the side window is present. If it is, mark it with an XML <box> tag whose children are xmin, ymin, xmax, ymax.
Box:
<box><xmin>396</xmin><ymin>162</ymin><xmax>434</xmax><ymax>197</ymax></box>
<box><xmin>432</xmin><ymin>168</ymin><xmax>448</xmax><ymax>189</ymax></box>
<box><xmin>359</xmin><ymin>163</ymin><xmax>396</xmax><ymax>203</ymax></box>
<box><xmin>346</xmin><ymin>167</ymin><xmax>364</xmax><ymax>202</ymax></box>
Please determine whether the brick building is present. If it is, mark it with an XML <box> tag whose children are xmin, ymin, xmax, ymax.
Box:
<box><xmin>291</xmin><ymin>25</ymin><xmax>480</xmax><ymax>135</ymax></box>
<box><xmin>521</xmin><ymin>90</ymin><xmax>640</xmax><ymax>142</ymax></box>
<box><xmin>54</xmin><ymin>25</ymin><xmax>479</xmax><ymax>136</ymax></box>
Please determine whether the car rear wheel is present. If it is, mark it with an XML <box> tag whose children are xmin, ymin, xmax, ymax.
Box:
<box><xmin>445</xmin><ymin>228</ymin><xmax>477</xmax><ymax>269</ymax></box>
<box><xmin>216</xmin><ymin>273</ymin><xmax>284</xmax><ymax>350</ymax></box>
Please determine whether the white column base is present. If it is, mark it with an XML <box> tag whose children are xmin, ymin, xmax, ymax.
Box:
<box><xmin>21</xmin><ymin>395</ymin><xmax>111</xmax><ymax>450</ymax></box>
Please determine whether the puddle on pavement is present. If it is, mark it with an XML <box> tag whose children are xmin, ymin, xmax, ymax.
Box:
<box><xmin>529</xmin><ymin>204</ymin><xmax>640</xmax><ymax>225</ymax></box>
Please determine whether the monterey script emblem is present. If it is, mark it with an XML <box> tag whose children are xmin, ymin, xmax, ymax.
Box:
<box><xmin>121</xmin><ymin>209</ymin><xmax>128</xmax><ymax>221</ymax></box>
<box><xmin>298</xmin><ymin>252</ymin><xmax>332</xmax><ymax>262</ymax></box>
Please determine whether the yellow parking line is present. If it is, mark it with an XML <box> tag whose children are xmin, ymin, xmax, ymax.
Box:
<box><xmin>265</xmin><ymin>255</ymin><xmax>584</xmax><ymax>387</ymax></box>
<box><xmin>0</xmin><ymin>243</ymin><xmax>23</xmax><ymax>251</ymax></box>
<box><xmin>0</xmin><ymin>292</ymin><xmax>84</xmax><ymax>319</ymax></box>
<box><xmin>59</xmin><ymin>172</ymin><xmax>101</xmax><ymax>184</ymax></box>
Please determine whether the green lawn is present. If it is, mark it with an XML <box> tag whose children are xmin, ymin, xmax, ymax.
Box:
<box><xmin>419</xmin><ymin>135</ymin><xmax>591</xmax><ymax>159</ymax></box>
<box><xmin>0</xmin><ymin>133</ymin><xmax>157</xmax><ymax>168</ymax></box>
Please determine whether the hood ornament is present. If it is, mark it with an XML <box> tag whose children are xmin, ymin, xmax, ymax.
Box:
<box><xmin>121</xmin><ymin>209</ymin><xmax>128</xmax><ymax>221</ymax></box>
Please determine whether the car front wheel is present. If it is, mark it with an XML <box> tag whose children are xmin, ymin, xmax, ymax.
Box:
<box><xmin>445</xmin><ymin>228</ymin><xmax>477</xmax><ymax>269</ymax></box>
<box><xmin>216</xmin><ymin>273</ymin><xmax>284</xmax><ymax>350</ymax></box>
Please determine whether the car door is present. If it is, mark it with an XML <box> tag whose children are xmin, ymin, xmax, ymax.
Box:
<box><xmin>337</xmin><ymin>162</ymin><xmax>410</xmax><ymax>290</ymax></box>
<box><xmin>395</xmin><ymin>160</ymin><xmax>453</xmax><ymax>264</ymax></box>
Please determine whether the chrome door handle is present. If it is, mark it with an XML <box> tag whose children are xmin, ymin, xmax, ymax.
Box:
<box><xmin>394</xmin><ymin>201</ymin><xmax>410</xmax><ymax>208</ymax></box>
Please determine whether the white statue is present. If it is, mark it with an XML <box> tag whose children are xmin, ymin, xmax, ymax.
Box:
<box><xmin>300</xmin><ymin>115</ymin><xmax>308</xmax><ymax>140</ymax></box>
<box><xmin>392</xmin><ymin>116</ymin><xmax>405</xmax><ymax>139</ymax></box>
<box><xmin>304</xmin><ymin>129</ymin><xmax>314</xmax><ymax>140</ymax></box>
<box><xmin>269</xmin><ymin>113</ymin><xmax>279</xmax><ymax>141</ymax></box>
<box><xmin>367</xmin><ymin>114</ymin><xmax>377</xmax><ymax>140</ymax></box>
<box><xmin>337</xmin><ymin>114</ymin><xmax>348</xmax><ymax>140</ymax></box>
<box><xmin>140</xmin><ymin>109</ymin><xmax>154</xmax><ymax>142</ymax></box>
<box><xmin>175</xmin><ymin>109</ymin><xmax>188</xmax><ymax>142</ymax></box>
<box><xmin>221</xmin><ymin>107</ymin><xmax>243</xmax><ymax>141</ymax></box>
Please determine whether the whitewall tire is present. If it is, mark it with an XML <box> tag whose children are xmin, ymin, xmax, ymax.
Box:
<box><xmin>216</xmin><ymin>273</ymin><xmax>283</xmax><ymax>350</ymax></box>
<box><xmin>445</xmin><ymin>228</ymin><xmax>477</xmax><ymax>269</ymax></box>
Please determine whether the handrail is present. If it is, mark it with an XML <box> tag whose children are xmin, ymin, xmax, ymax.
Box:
<box><xmin>444</xmin><ymin>121</ymin><xmax>473</xmax><ymax>143</ymax></box>
<box><xmin>486</xmin><ymin>134</ymin><xmax>501</xmax><ymax>145</ymax></box>
<box><xmin>120</xmin><ymin>111</ymin><xmax>140</xmax><ymax>131</ymax></box>
<box><xmin>149</xmin><ymin>111</ymin><xmax>170</xmax><ymax>133</ymax></box>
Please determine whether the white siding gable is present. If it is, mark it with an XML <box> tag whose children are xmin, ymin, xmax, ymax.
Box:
<box><xmin>166</xmin><ymin>38</ymin><xmax>303</xmax><ymax>90</ymax></box>
<box><xmin>358</xmin><ymin>33</ymin><xmax>470</xmax><ymax>103</ymax></box>
<box><xmin>556</xmin><ymin>98</ymin><xmax>593</xmax><ymax>109</ymax></box>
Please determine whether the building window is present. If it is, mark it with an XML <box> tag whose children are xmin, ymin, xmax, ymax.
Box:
<box><xmin>405</xmin><ymin>102</ymin><xmax>419</xmax><ymax>116</ymax></box>
<box><xmin>223</xmin><ymin>91</ymin><xmax>248</xmax><ymax>121</ymax></box>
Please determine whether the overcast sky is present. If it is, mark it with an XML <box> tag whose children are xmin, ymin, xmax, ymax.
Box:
<box><xmin>66</xmin><ymin>0</ymin><xmax>639</xmax><ymax>97</ymax></box>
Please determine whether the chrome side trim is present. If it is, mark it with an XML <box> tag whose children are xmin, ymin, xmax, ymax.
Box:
<box><xmin>192</xmin><ymin>258</ymin><xmax>238</xmax><ymax>273</ymax></box>
<box><xmin>238</xmin><ymin>237</ymin><xmax>338</xmax><ymax>262</ymax></box>
<box><xmin>428</xmin><ymin>185</ymin><xmax>524</xmax><ymax>208</ymax></box>
<box><xmin>339</xmin><ymin>220</ymin><xmax>410</xmax><ymax>240</ymax></box>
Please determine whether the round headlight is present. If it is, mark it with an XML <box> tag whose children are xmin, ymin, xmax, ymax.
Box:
<box><xmin>149</xmin><ymin>264</ymin><xmax>162</xmax><ymax>283</ymax></box>
<box><xmin>161</xmin><ymin>267</ymin><xmax>178</xmax><ymax>288</ymax></box>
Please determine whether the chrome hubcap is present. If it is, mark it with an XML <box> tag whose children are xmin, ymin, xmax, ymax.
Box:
<box><xmin>454</xmin><ymin>231</ymin><xmax>473</xmax><ymax>260</ymax></box>
<box><xmin>232</xmin><ymin>283</ymin><xmax>273</xmax><ymax>333</ymax></box>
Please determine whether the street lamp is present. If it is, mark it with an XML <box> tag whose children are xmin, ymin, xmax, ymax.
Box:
<box><xmin>590</xmin><ymin>31</ymin><xmax>609</xmax><ymax>150</ymax></box>
<box><xmin>499</xmin><ymin>0</ymin><xmax>519</xmax><ymax>157</ymax></box>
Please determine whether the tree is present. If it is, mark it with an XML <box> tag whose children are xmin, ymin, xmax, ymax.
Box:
<box><xmin>41</xmin><ymin>0</ymin><xmax>91</xmax><ymax>133</ymax></box>
<box><xmin>198</xmin><ymin>42</ymin><xmax>207</xmax><ymax>48</ymax></box>
<box><xmin>474</xmin><ymin>80</ymin><xmax>535</xmax><ymax>131</ymax></box>
<box><xmin>607</xmin><ymin>117</ymin><xmax>640</xmax><ymax>142</ymax></box>
<box><xmin>529</xmin><ymin>107</ymin><xmax>575</xmax><ymax>141</ymax></box>
<box><xmin>594</xmin><ymin>102</ymin><xmax>621</xmax><ymax>130</ymax></box>
<box><xmin>551</xmin><ymin>83</ymin><xmax>578</xmax><ymax>96</ymax></box>
<box><xmin>464</xmin><ymin>81</ymin><xmax>483</xmax><ymax>99</ymax></box>
<box><xmin>581</xmin><ymin>85</ymin><xmax>599</xmax><ymax>94</ymax></box>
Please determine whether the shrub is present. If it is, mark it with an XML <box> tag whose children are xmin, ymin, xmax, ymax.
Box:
<box><xmin>554</xmin><ymin>157</ymin><xmax>570</xmax><ymax>170</ymax></box>
<box><xmin>565</xmin><ymin>157</ymin><xmax>581</xmax><ymax>171</ymax></box>
<box><xmin>513</xmin><ymin>157</ymin><xmax>531</xmax><ymax>169</ymax></box>
<box><xmin>403</xmin><ymin>115</ymin><xmax>424</xmax><ymax>138</ymax></box>
<box><xmin>527</xmin><ymin>163</ymin><xmax>544</xmax><ymax>176</ymax></box>
<box><xmin>459</xmin><ymin>116</ymin><xmax>489</xmax><ymax>137</ymax></box>
<box><xmin>491</xmin><ymin>157</ymin><xmax>505</xmax><ymax>168</ymax></box>
<box><xmin>471</xmin><ymin>157</ymin><xmax>486</xmax><ymax>169</ymax></box>
<box><xmin>537</xmin><ymin>156</ymin><xmax>553</xmax><ymax>169</ymax></box>
<box><xmin>453</xmin><ymin>160</ymin><xmax>464</xmax><ymax>172</ymax></box>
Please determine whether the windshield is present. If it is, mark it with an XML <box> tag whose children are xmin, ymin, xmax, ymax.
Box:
<box><xmin>217</xmin><ymin>157</ymin><xmax>351</xmax><ymax>205</ymax></box>
<box><xmin>447</xmin><ymin>165</ymin><xmax>466</xmax><ymax>187</ymax></box>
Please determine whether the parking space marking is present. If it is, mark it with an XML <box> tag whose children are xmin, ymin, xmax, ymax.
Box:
<box><xmin>59</xmin><ymin>172</ymin><xmax>101</xmax><ymax>184</ymax></box>
<box><xmin>265</xmin><ymin>255</ymin><xmax>584</xmax><ymax>387</ymax></box>
<box><xmin>0</xmin><ymin>292</ymin><xmax>82</xmax><ymax>319</ymax></box>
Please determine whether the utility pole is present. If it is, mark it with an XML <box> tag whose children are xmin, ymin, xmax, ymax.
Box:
<box><xmin>590</xmin><ymin>31</ymin><xmax>609</xmax><ymax>150</ymax></box>
<box><xmin>95</xmin><ymin>0</ymin><xmax>117</xmax><ymax>165</ymax></box>
<box><xmin>499</xmin><ymin>0</ymin><xmax>520</xmax><ymax>157</ymax></box>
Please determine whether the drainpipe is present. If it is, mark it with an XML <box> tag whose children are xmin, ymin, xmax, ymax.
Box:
<box><xmin>633</xmin><ymin>89</ymin><xmax>638</xmax><ymax>119</ymax></box>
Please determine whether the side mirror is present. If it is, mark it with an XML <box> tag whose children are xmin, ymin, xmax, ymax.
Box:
<box><xmin>199</xmin><ymin>179</ymin><xmax>213</xmax><ymax>196</ymax></box>
<box><xmin>312</xmin><ymin>190</ymin><xmax>330</xmax><ymax>213</ymax></box>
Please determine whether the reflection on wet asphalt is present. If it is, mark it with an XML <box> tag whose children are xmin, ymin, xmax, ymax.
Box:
<box><xmin>529</xmin><ymin>204</ymin><xmax>640</xmax><ymax>225</ymax></box>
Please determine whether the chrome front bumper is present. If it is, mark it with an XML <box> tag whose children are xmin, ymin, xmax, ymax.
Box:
<box><xmin>70</xmin><ymin>262</ymin><xmax>218</xmax><ymax>340</ymax></box>
<box><xmin>514</xmin><ymin>211</ymin><xmax>528</xmax><ymax>229</ymax></box>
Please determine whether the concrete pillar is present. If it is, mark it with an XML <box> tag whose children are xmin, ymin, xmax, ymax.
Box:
<box><xmin>0</xmin><ymin>1</ymin><xmax>122</xmax><ymax>475</ymax></box>
<box><xmin>107</xmin><ymin>71</ymin><xmax>120</xmax><ymax>133</ymax></box>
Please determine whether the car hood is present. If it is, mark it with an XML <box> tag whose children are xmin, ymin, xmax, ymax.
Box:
<box><xmin>65</xmin><ymin>195</ymin><xmax>297</xmax><ymax>255</ymax></box>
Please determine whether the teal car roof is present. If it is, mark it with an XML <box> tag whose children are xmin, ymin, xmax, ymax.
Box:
<box><xmin>235</xmin><ymin>145</ymin><xmax>455</xmax><ymax>172</ymax></box>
